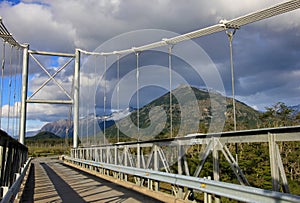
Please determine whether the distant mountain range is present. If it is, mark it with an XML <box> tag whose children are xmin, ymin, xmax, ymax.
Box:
<box><xmin>290</xmin><ymin>104</ymin><xmax>300</xmax><ymax>115</ymax></box>
<box><xmin>30</xmin><ymin>85</ymin><xmax>268</xmax><ymax>142</ymax></box>
<box><xmin>27</xmin><ymin>107</ymin><xmax>133</xmax><ymax>138</ymax></box>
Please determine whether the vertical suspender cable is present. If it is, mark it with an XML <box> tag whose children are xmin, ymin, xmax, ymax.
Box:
<box><xmin>80</xmin><ymin>113</ymin><xmax>83</xmax><ymax>146</ymax></box>
<box><xmin>135</xmin><ymin>52</ymin><xmax>140</xmax><ymax>141</ymax></box>
<box><xmin>16</xmin><ymin>48</ymin><xmax>22</xmax><ymax>136</ymax></box>
<box><xmin>7</xmin><ymin>45</ymin><xmax>13</xmax><ymax>133</ymax></box>
<box><xmin>66</xmin><ymin>99</ymin><xmax>72</xmax><ymax>147</ymax></box>
<box><xmin>103</xmin><ymin>55</ymin><xmax>107</xmax><ymax>144</ymax></box>
<box><xmin>226</xmin><ymin>29</ymin><xmax>238</xmax><ymax>163</ymax></box>
<box><xmin>86</xmin><ymin>59</ymin><xmax>90</xmax><ymax>145</ymax></box>
<box><xmin>93</xmin><ymin>55</ymin><xmax>97</xmax><ymax>145</ymax></box>
<box><xmin>168</xmin><ymin>45</ymin><xmax>173</xmax><ymax>138</ymax></box>
<box><xmin>227</xmin><ymin>30</ymin><xmax>237</xmax><ymax>132</ymax></box>
<box><xmin>117</xmin><ymin>54</ymin><xmax>120</xmax><ymax>143</ymax></box>
<box><xmin>0</xmin><ymin>40</ymin><xmax>5</xmax><ymax>129</ymax></box>
<box><xmin>12</xmin><ymin>48</ymin><xmax>18</xmax><ymax>137</ymax></box>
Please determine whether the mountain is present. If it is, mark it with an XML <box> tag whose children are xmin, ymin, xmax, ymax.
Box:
<box><xmin>36</xmin><ymin>108</ymin><xmax>133</xmax><ymax>138</ymax></box>
<box><xmin>40</xmin><ymin>119</ymin><xmax>72</xmax><ymax>138</ymax></box>
<box><xmin>32</xmin><ymin>85</ymin><xmax>261</xmax><ymax>142</ymax></box>
<box><xmin>105</xmin><ymin>85</ymin><xmax>261</xmax><ymax>141</ymax></box>
<box><xmin>26</xmin><ymin>131</ymin><xmax>61</xmax><ymax>140</ymax></box>
<box><xmin>26</xmin><ymin>130</ymin><xmax>40</xmax><ymax>137</ymax></box>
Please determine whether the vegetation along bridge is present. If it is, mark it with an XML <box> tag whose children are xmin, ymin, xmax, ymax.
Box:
<box><xmin>1</xmin><ymin>0</ymin><xmax>300</xmax><ymax>202</ymax></box>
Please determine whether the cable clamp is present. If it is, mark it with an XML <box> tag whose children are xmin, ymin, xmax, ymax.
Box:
<box><xmin>219</xmin><ymin>19</ymin><xmax>240</xmax><ymax>30</ymax></box>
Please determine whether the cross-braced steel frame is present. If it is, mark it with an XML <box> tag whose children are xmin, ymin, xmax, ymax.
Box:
<box><xmin>19</xmin><ymin>48</ymin><xmax>76</xmax><ymax>144</ymax></box>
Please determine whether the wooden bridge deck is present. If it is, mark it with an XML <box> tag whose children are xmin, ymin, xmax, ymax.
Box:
<box><xmin>21</xmin><ymin>157</ymin><xmax>161</xmax><ymax>203</ymax></box>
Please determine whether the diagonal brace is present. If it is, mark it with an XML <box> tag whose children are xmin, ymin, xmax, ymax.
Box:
<box><xmin>29</xmin><ymin>57</ymin><xmax>74</xmax><ymax>100</ymax></box>
<box><xmin>30</xmin><ymin>54</ymin><xmax>72</xmax><ymax>100</ymax></box>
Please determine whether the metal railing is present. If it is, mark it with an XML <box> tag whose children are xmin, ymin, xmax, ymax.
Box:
<box><xmin>66</xmin><ymin>126</ymin><xmax>300</xmax><ymax>202</ymax></box>
<box><xmin>0</xmin><ymin>130</ymin><xmax>29</xmax><ymax>202</ymax></box>
<box><xmin>64</xmin><ymin>156</ymin><xmax>300</xmax><ymax>203</ymax></box>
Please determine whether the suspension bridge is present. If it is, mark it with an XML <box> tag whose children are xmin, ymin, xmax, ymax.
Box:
<box><xmin>1</xmin><ymin>0</ymin><xmax>300</xmax><ymax>202</ymax></box>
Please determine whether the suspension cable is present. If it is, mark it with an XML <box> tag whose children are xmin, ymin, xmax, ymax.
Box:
<box><xmin>80</xmin><ymin>112</ymin><xmax>83</xmax><ymax>146</ymax></box>
<box><xmin>135</xmin><ymin>51</ymin><xmax>140</xmax><ymax>141</ymax></box>
<box><xmin>16</xmin><ymin>48</ymin><xmax>22</xmax><ymax>135</ymax></box>
<box><xmin>168</xmin><ymin>45</ymin><xmax>174</xmax><ymax>138</ymax></box>
<box><xmin>225</xmin><ymin>28</ymin><xmax>239</xmax><ymax>163</ymax></box>
<box><xmin>66</xmin><ymin>103</ymin><xmax>72</xmax><ymax>147</ymax></box>
<box><xmin>93</xmin><ymin>55</ymin><xmax>97</xmax><ymax>145</ymax></box>
<box><xmin>7</xmin><ymin>45</ymin><xmax>13</xmax><ymax>133</ymax></box>
<box><xmin>86</xmin><ymin>62</ymin><xmax>90</xmax><ymax>145</ymax></box>
<box><xmin>103</xmin><ymin>55</ymin><xmax>107</xmax><ymax>144</ymax></box>
<box><xmin>117</xmin><ymin>54</ymin><xmax>120</xmax><ymax>143</ymax></box>
<box><xmin>12</xmin><ymin>47</ymin><xmax>18</xmax><ymax>137</ymax></box>
<box><xmin>0</xmin><ymin>40</ymin><xmax>5</xmax><ymax>129</ymax></box>
<box><xmin>226</xmin><ymin>29</ymin><xmax>237</xmax><ymax>132</ymax></box>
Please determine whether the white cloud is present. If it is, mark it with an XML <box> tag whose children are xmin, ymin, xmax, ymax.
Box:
<box><xmin>0</xmin><ymin>1</ymin><xmax>77</xmax><ymax>51</ymax></box>
<box><xmin>0</xmin><ymin>0</ymin><xmax>299</xmax><ymax>132</ymax></box>
<box><xmin>27</xmin><ymin>103</ymin><xmax>70</xmax><ymax>122</ymax></box>
<box><xmin>2</xmin><ymin>0</ymin><xmax>298</xmax><ymax>52</ymax></box>
<box><xmin>0</xmin><ymin>102</ymin><xmax>21</xmax><ymax>118</ymax></box>
<box><xmin>28</xmin><ymin>73</ymin><xmax>73</xmax><ymax>100</ymax></box>
<box><xmin>0</xmin><ymin>100</ymin><xmax>70</xmax><ymax>123</ymax></box>
<box><xmin>26</xmin><ymin>119</ymin><xmax>48</xmax><ymax>132</ymax></box>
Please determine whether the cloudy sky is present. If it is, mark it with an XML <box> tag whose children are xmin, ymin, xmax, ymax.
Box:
<box><xmin>0</xmin><ymin>0</ymin><xmax>299</xmax><ymax>134</ymax></box>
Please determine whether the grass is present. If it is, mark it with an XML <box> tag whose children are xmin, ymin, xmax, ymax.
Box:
<box><xmin>27</xmin><ymin>144</ymin><xmax>70</xmax><ymax>157</ymax></box>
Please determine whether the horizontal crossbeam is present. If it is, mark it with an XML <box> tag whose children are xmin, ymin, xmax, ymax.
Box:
<box><xmin>26</xmin><ymin>99</ymin><xmax>73</xmax><ymax>104</ymax></box>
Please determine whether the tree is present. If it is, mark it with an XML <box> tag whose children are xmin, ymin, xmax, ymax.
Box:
<box><xmin>260</xmin><ymin>102</ymin><xmax>295</xmax><ymax>127</ymax></box>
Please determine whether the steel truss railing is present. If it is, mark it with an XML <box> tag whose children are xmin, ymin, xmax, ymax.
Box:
<box><xmin>0</xmin><ymin>130</ymin><xmax>29</xmax><ymax>202</ymax></box>
<box><xmin>67</xmin><ymin>126</ymin><xmax>300</xmax><ymax>202</ymax></box>
<box><xmin>64</xmin><ymin>156</ymin><xmax>300</xmax><ymax>203</ymax></box>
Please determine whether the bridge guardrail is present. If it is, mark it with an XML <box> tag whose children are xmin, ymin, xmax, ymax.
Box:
<box><xmin>1</xmin><ymin>157</ymin><xmax>32</xmax><ymax>203</ymax></box>
<box><xmin>64</xmin><ymin>156</ymin><xmax>300</xmax><ymax>203</ymax></box>
<box><xmin>0</xmin><ymin>130</ymin><xmax>29</xmax><ymax>202</ymax></box>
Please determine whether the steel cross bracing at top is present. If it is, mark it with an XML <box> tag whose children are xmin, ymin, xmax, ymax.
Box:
<box><xmin>79</xmin><ymin>0</ymin><xmax>300</xmax><ymax>55</ymax></box>
<box><xmin>0</xmin><ymin>17</ymin><xmax>23</xmax><ymax>48</ymax></box>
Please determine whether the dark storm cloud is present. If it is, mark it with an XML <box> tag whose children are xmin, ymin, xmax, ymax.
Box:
<box><xmin>0</xmin><ymin>0</ymin><xmax>299</xmax><ymax>128</ymax></box>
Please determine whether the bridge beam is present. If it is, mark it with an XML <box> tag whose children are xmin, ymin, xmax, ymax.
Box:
<box><xmin>73</xmin><ymin>49</ymin><xmax>80</xmax><ymax>148</ymax></box>
<box><xmin>268</xmin><ymin>133</ymin><xmax>290</xmax><ymax>193</ymax></box>
<box><xmin>19</xmin><ymin>44</ymin><xmax>29</xmax><ymax>145</ymax></box>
